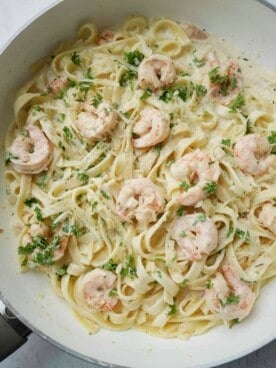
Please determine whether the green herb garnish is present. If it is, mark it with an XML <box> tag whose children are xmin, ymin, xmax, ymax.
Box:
<box><xmin>203</xmin><ymin>181</ymin><xmax>217</xmax><ymax>194</ymax></box>
<box><xmin>101</xmin><ymin>258</ymin><xmax>118</xmax><ymax>271</ymax></box>
<box><xmin>24</xmin><ymin>197</ymin><xmax>38</xmax><ymax>207</ymax></box>
<box><xmin>77</xmin><ymin>171</ymin><xmax>89</xmax><ymax>184</ymax></box>
<box><xmin>63</xmin><ymin>126</ymin><xmax>73</xmax><ymax>142</ymax></box>
<box><xmin>92</xmin><ymin>93</ymin><xmax>103</xmax><ymax>108</ymax></box>
<box><xmin>176</xmin><ymin>206</ymin><xmax>185</xmax><ymax>217</ymax></box>
<box><xmin>140</xmin><ymin>89</ymin><xmax>152</xmax><ymax>100</ymax></box>
<box><xmin>268</xmin><ymin>131</ymin><xmax>276</xmax><ymax>144</ymax></box>
<box><xmin>124</xmin><ymin>50</ymin><xmax>144</xmax><ymax>66</ymax></box>
<box><xmin>229</xmin><ymin>93</ymin><xmax>245</xmax><ymax>112</ymax></box>
<box><xmin>34</xmin><ymin>206</ymin><xmax>43</xmax><ymax>221</ymax></box>
<box><xmin>221</xmin><ymin>139</ymin><xmax>231</xmax><ymax>147</ymax></box>
<box><xmin>71</xmin><ymin>51</ymin><xmax>81</xmax><ymax>66</ymax></box>
<box><xmin>119</xmin><ymin>69</ymin><xmax>137</xmax><ymax>87</ymax></box>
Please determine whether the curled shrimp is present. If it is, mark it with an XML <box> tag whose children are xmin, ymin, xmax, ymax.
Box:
<box><xmin>76</xmin><ymin>101</ymin><xmax>118</xmax><ymax>140</ymax></box>
<box><xmin>22</xmin><ymin>223</ymin><xmax>50</xmax><ymax>246</ymax></box>
<box><xmin>170</xmin><ymin>149</ymin><xmax>220</xmax><ymax>206</ymax></box>
<box><xmin>181</xmin><ymin>24</ymin><xmax>207</xmax><ymax>40</ymax></box>
<box><xmin>258</xmin><ymin>203</ymin><xmax>276</xmax><ymax>234</ymax></box>
<box><xmin>9</xmin><ymin>124</ymin><xmax>52</xmax><ymax>174</ymax></box>
<box><xmin>133</xmin><ymin>106</ymin><xmax>170</xmax><ymax>148</ymax></box>
<box><xmin>117</xmin><ymin>178</ymin><xmax>165</xmax><ymax>224</ymax></box>
<box><xmin>234</xmin><ymin>134</ymin><xmax>276</xmax><ymax>176</ymax></box>
<box><xmin>138</xmin><ymin>54</ymin><xmax>176</xmax><ymax>90</ymax></box>
<box><xmin>205</xmin><ymin>265</ymin><xmax>255</xmax><ymax>321</ymax></box>
<box><xmin>171</xmin><ymin>214</ymin><xmax>218</xmax><ymax>261</ymax></box>
<box><xmin>198</xmin><ymin>51</ymin><xmax>243</xmax><ymax>105</ymax></box>
<box><xmin>21</xmin><ymin>223</ymin><xmax>69</xmax><ymax>263</ymax></box>
<box><xmin>77</xmin><ymin>269</ymin><xmax>118</xmax><ymax>311</ymax></box>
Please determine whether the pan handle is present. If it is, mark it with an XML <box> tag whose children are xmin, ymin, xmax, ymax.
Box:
<box><xmin>0</xmin><ymin>307</ymin><xmax>31</xmax><ymax>362</ymax></box>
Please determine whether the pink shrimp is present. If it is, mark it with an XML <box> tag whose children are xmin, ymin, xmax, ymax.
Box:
<box><xmin>117</xmin><ymin>178</ymin><xmax>165</xmax><ymax>225</ymax></box>
<box><xmin>170</xmin><ymin>149</ymin><xmax>220</xmax><ymax>206</ymax></box>
<box><xmin>9</xmin><ymin>124</ymin><xmax>52</xmax><ymax>174</ymax></box>
<box><xmin>205</xmin><ymin>265</ymin><xmax>255</xmax><ymax>321</ymax></box>
<box><xmin>171</xmin><ymin>214</ymin><xmax>218</xmax><ymax>261</ymax></box>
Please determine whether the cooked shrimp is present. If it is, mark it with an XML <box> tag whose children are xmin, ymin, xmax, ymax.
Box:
<box><xmin>170</xmin><ymin>149</ymin><xmax>220</xmax><ymax>206</ymax></box>
<box><xmin>172</xmin><ymin>214</ymin><xmax>218</xmax><ymax>261</ymax></box>
<box><xmin>9</xmin><ymin>124</ymin><xmax>52</xmax><ymax>174</ymax></box>
<box><xmin>234</xmin><ymin>134</ymin><xmax>276</xmax><ymax>176</ymax></box>
<box><xmin>117</xmin><ymin>178</ymin><xmax>165</xmax><ymax>224</ymax></box>
<box><xmin>133</xmin><ymin>106</ymin><xmax>170</xmax><ymax>148</ymax></box>
<box><xmin>205</xmin><ymin>265</ymin><xmax>255</xmax><ymax>321</ymax></box>
<box><xmin>76</xmin><ymin>101</ymin><xmax>118</xmax><ymax>140</ymax></box>
<box><xmin>78</xmin><ymin>269</ymin><xmax>118</xmax><ymax>311</ymax></box>
<box><xmin>258</xmin><ymin>203</ymin><xmax>276</xmax><ymax>234</ymax></box>
<box><xmin>198</xmin><ymin>51</ymin><xmax>243</xmax><ymax>105</ymax></box>
<box><xmin>49</xmin><ymin>77</ymin><xmax>67</xmax><ymax>95</ymax></box>
<box><xmin>181</xmin><ymin>24</ymin><xmax>207</xmax><ymax>40</ymax></box>
<box><xmin>138</xmin><ymin>54</ymin><xmax>176</xmax><ymax>90</ymax></box>
<box><xmin>22</xmin><ymin>223</ymin><xmax>68</xmax><ymax>262</ymax></box>
<box><xmin>22</xmin><ymin>223</ymin><xmax>50</xmax><ymax>246</ymax></box>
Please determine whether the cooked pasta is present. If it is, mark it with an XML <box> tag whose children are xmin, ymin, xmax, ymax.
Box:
<box><xmin>4</xmin><ymin>16</ymin><xmax>276</xmax><ymax>339</ymax></box>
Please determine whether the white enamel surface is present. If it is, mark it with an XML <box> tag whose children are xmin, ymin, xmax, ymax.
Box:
<box><xmin>0</xmin><ymin>1</ymin><xmax>275</xmax><ymax>367</ymax></box>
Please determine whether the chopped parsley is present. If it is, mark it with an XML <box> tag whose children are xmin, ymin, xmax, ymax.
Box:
<box><xmin>5</xmin><ymin>152</ymin><xmax>18</xmax><ymax>165</ymax></box>
<box><xmin>63</xmin><ymin>223</ymin><xmax>82</xmax><ymax>237</ymax></box>
<box><xmin>206</xmin><ymin>279</ymin><xmax>212</xmax><ymax>289</ymax></box>
<box><xmin>91</xmin><ymin>201</ymin><xmax>98</xmax><ymax>210</ymax></box>
<box><xmin>178</xmin><ymin>87</ymin><xmax>190</xmax><ymax>102</ymax></box>
<box><xmin>101</xmin><ymin>258</ymin><xmax>118</xmax><ymax>271</ymax></box>
<box><xmin>24</xmin><ymin>197</ymin><xmax>38</xmax><ymax>207</ymax></box>
<box><xmin>179</xmin><ymin>181</ymin><xmax>191</xmax><ymax>191</ymax></box>
<box><xmin>100</xmin><ymin>190</ymin><xmax>110</xmax><ymax>199</ymax></box>
<box><xmin>85</xmin><ymin>67</ymin><xmax>93</xmax><ymax>80</ymax></box>
<box><xmin>176</xmin><ymin>206</ymin><xmax>185</xmax><ymax>217</ymax></box>
<box><xmin>159</xmin><ymin>88</ymin><xmax>175</xmax><ymax>103</ymax></box>
<box><xmin>56</xmin><ymin>264</ymin><xmax>68</xmax><ymax>277</ymax></box>
<box><xmin>71</xmin><ymin>51</ymin><xmax>81</xmax><ymax>66</ymax></box>
<box><xmin>229</xmin><ymin>93</ymin><xmax>245</xmax><ymax>112</ymax></box>
<box><xmin>221</xmin><ymin>139</ymin><xmax>231</xmax><ymax>147</ymax></box>
<box><xmin>120</xmin><ymin>255</ymin><xmax>137</xmax><ymax>279</ymax></box>
<box><xmin>167</xmin><ymin>303</ymin><xmax>177</xmax><ymax>316</ymax></box>
<box><xmin>140</xmin><ymin>89</ymin><xmax>152</xmax><ymax>100</ymax></box>
<box><xmin>195</xmin><ymin>84</ymin><xmax>207</xmax><ymax>97</ymax></box>
<box><xmin>220</xmin><ymin>294</ymin><xmax>240</xmax><ymax>307</ymax></box>
<box><xmin>268</xmin><ymin>131</ymin><xmax>276</xmax><ymax>144</ymax></box>
<box><xmin>193</xmin><ymin>57</ymin><xmax>205</xmax><ymax>68</ymax></box>
<box><xmin>124</xmin><ymin>50</ymin><xmax>144</xmax><ymax>66</ymax></box>
<box><xmin>235</xmin><ymin>228</ymin><xmax>250</xmax><ymax>243</ymax></box>
<box><xmin>92</xmin><ymin>93</ymin><xmax>103</xmax><ymax>108</ymax></box>
<box><xmin>226</xmin><ymin>225</ymin><xmax>234</xmax><ymax>238</ymax></box>
<box><xmin>108</xmin><ymin>289</ymin><xmax>117</xmax><ymax>297</ymax></box>
<box><xmin>203</xmin><ymin>181</ymin><xmax>217</xmax><ymax>194</ymax></box>
<box><xmin>18</xmin><ymin>243</ymin><xmax>37</xmax><ymax>255</ymax></box>
<box><xmin>77</xmin><ymin>171</ymin><xmax>89</xmax><ymax>184</ymax></box>
<box><xmin>34</xmin><ymin>206</ymin><xmax>43</xmax><ymax>221</ymax></box>
<box><xmin>63</xmin><ymin>126</ymin><xmax>73</xmax><ymax>142</ymax></box>
<box><xmin>119</xmin><ymin>69</ymin><xmax>137</xmax><ymax>87</ymax></box>
<box><xmin>193</xmin><ymin>213</ymin><xmax>207</xmax><ymax>226</ymax></box>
